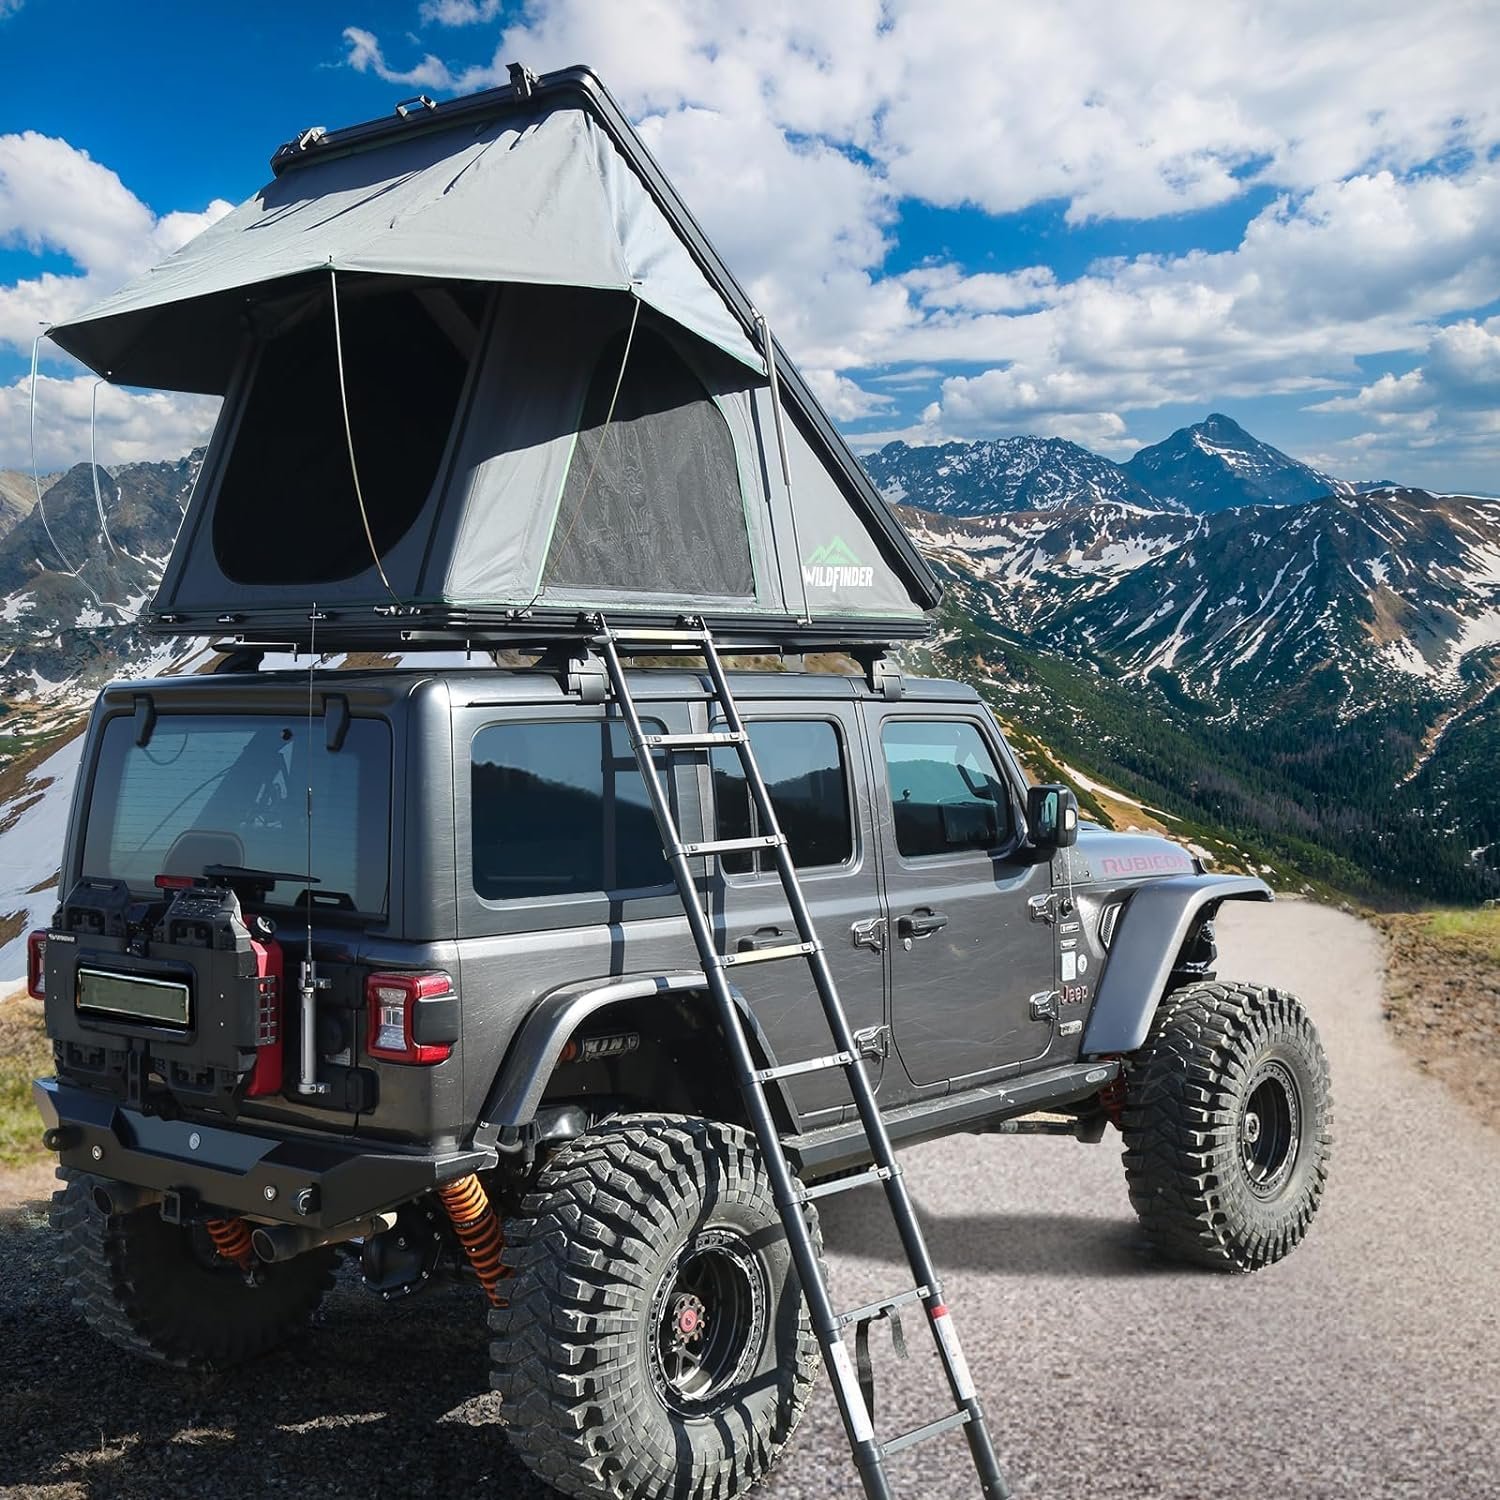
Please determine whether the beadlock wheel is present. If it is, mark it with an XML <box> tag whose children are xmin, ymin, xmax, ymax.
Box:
<box><xmin>489</xmin><ymin>1113</ymin><xmax>820</xmax><ymax>1500</ymax></box>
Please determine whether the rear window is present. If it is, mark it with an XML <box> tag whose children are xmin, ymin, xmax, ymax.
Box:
<box><xmin>471</xmin><ymin>720</ymin><xmax>672</xmax><ymax>901</ymax></box>
<box><xmin>81</xmin><ymin>714</ymin><xmax>392</xmax><ymax>916</ymax></box>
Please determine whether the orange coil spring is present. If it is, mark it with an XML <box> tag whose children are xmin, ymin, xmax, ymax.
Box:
<box><xmin>437</xmin><ymin>1173</ymin><xmax>508</xmax><ymax>1307</ymax></box>
<box><xmin>205</xmin><ymin>1216</ymin><xmax>255</xmax><ymax>1268</ymax></box>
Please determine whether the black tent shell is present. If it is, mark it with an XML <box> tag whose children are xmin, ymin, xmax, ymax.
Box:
<box><xmin>47</xmin><ymin>65</ymin><xmax>940</xmax><ymax>650</ymax></box>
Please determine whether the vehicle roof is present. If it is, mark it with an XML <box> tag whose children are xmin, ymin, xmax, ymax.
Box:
<box><xmin>100</xmin><ymin>666</ymin><xmax>982</xmax><ymax>711</ymax></box>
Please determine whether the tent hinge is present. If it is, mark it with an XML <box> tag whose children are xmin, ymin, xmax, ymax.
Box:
<box><xmin>508</xmin><ymin>62</ymin><xmax>538</xmax><ymax>99</ymax></box>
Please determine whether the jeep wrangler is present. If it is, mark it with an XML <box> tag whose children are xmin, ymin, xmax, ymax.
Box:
<box><xmin>31</xmin><ymin>657</ymin><xmax>1331</xmax><ymax>1499</ymax></box>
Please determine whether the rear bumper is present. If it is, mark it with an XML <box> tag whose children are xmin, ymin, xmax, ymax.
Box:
<box><xmin>34</xmin><ymin>1077</ymin><xmax>492</xmax><ymax>1230</ymax></box>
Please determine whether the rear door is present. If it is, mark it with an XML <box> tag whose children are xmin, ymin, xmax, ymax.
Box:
<box><xmin>707</xmin><ymin>703</ymin><xmax>886</xmax><ymax>1125</ymax></box>
<box><xmin>868</xmin><ymin>709</ymin><xmax>1055</xmax><ymax>1092</ymax></box>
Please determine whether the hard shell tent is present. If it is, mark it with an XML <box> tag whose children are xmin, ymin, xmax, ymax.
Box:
<box><xmin>47</xmin><ymin>66</ymin><xmax>939</xmax><ymax>649</ymax></box>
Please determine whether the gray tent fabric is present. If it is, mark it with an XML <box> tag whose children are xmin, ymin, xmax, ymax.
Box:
<box><xmin>47</xmin><ymin>101</ymin><xmax>760</xmax><ymax>393</ymax></box>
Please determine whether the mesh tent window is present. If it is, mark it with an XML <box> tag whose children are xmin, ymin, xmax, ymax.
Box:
<box><xmin>542</xmin><ymin>324</ymin><xmax>754</xmax><ymax>597</ymax></box>
<box><xmin>211</xmin><ymin>281</ymin><xmax>482</xmax><ymax>586</ymax></box>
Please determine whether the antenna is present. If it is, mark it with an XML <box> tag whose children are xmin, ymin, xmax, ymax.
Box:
<box><xmin>296</xmin><ymin>607</ymin><xmax>329</xmax><ymax>1096</ymax></box>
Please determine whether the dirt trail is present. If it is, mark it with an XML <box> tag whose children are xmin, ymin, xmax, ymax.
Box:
<box><xmin>0</xmin><ymin>902</ymin><xmax>1496</xmax><ymax>1498</ymax></box>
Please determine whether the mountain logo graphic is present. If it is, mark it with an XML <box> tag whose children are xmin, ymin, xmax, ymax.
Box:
<box><xmin>802</xmin><ymin>536</ymin><xmax>875</xmax><ymax>591</ymax></box>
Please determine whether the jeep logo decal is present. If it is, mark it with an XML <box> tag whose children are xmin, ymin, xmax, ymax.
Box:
<box><xmin>803</xmin><ymin>536</ymin><xmax>874</xmax><ymax>591</ymax></box>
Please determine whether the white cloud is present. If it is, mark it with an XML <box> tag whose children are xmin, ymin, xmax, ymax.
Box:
<box><xmin>0</xmin><ymin>1</ymin><xmax>22</xmax><ymax>19</ymax></box>
<box><xmin>0</xmin><ymin>131</ymin><xmax>232</xmax><ymax>356</ymax></box>
<box><xmin>800</xmin><ymin>370</ymin><xmax>892</xmax><ymax>422</ymax></box>
<box><xmin>419</xmin><ymin>0</ymin><xmax>501</xmax><ymax>24</ymax></box>
<box><xmin>0</xmin><ymin>373</ymin><xmax>219</xmax><ymax>472</ymax></box>
<box><xmin>341</xmin><ymin>26</ymin><xmax>454</xmax><ymax>90</ymax></box>
<box><xmin>1308</xmin><ymin>316</ymin><xmax>1500</xmax><ymax>474</ymax></box>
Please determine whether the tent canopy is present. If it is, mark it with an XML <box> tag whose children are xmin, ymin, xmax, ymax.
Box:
<box><xmin>46</xmin><ymin>65</ymin><xmax>940</xmax><ymax>648</ymax></box>
<box><xmin>48</xmin><ymin>94</ymin><xmax>759</xmax><ymax>394</ymax></box>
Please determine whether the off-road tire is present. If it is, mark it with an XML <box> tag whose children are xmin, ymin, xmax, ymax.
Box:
<box><xmin>489</xmin><ymin>1113</ymin><xmax>820</xmax><ymax>1500</ymax></box>
<box><xmin>1121</xmin><ymin>981</ymin><xmax>1332</xmax><ymax>1272</ymax></box>
<box><xmin>51</xmin><ymin>1170</ymin><xmax>336</xmax><ymax>1367</ymax></box>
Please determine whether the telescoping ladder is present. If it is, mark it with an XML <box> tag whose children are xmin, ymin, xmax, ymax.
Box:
<box><xmin>592</xmin><ymin>617</ymin><xmax>1011</xmax><ymax>1500</ymax></box>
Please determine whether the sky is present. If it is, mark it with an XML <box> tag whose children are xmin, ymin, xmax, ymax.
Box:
<box><xmin>0</xmin><ymin>0</ymin><xmax>1497</xmax><ymax>491</ymax></box>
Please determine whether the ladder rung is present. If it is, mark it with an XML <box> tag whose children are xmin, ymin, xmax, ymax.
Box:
<box><xmin>756</xmin><ymin>1050</ymin><xmax>855</xmax><ymax>1083</ymax></box>
<box><xmin>881</xmin><ymin>1409</ymin><xmax>971</xmax><ymax>1458</ymax></box>
<box><xmin>722</xmin><ymin>941</ymin><xmax>816</xmax><ymax>967</ymax></box>
<box><xmin>677</xmin><ymin>834</ymin><xmax>784</xmax><ymax>857</ymax></box>
<box><xmin>798</xmin><ymin>1164</ymin><xmax>896</xmax><ymax>1203</ymax></box>
<box><xmin>836</xmin><ymin>1285</ymin><xmax>930</xmax><ymax>1330</ymax></box>
<box><xmin>639</xmin><ymin>731</ymin><xmax>746</xmax><ymax>750</ymax></box>
<box><xmin>601</xmin><ymin>627</ymin><xmax>708</xmax><ymax>644</ymax></box>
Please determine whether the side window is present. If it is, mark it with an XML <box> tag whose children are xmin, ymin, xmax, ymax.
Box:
<box><xmin>471</xmin><ymin>720</ymin><xmax>670</xmax><ymax>900</ymax></box>
<box><xmin>881</xmin><ymin>720</ymin><xmax>1012</xmax><ymax>859</ymax></box>
<box><xmin>711</xmin><ymin>720</ymin><xmax>854</xmax><ymax>874</ymax></box>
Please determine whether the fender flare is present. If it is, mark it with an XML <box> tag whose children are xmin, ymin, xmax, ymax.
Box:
<box><xmin>1080</xmin><ymin>874</ymin><xmax>1272</xmax><ymax>1056</ymax></box>
<box><xmin>472</xmin><ymin>970</ymin><xmax>791</xmax><ymax>1145</ymax></box>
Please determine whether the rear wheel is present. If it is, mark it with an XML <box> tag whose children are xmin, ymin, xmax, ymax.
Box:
<box><xmin>51</xmin><ymin>1171</ymin><xmax>336</xmax><ymax>1367</ymax></box>
<box><xmin>489</xmin><ymin>1113</ymin><xmax>820</xmax><ymax>1500</ymax></box>
<box><xmin>1121</xmin><ymin>981</ymin><xmax>1332</xmax><ymax>1271</ymax></box>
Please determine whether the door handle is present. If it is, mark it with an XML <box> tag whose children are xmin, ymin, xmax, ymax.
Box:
<box><xmin>737</xmin><ymin>926</ymin><xmax>788</xmax><ymax>953</ymax></box>
<box><xmin>896</xmin><ymin>910</ymin><xmax>948</xmax><ymax>940</ymax></box>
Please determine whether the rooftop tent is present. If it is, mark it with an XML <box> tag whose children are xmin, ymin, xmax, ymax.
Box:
<box><xmin>46</xmin><ymin>66</ymin><xmax>940</xmax><ymax>649</ymax></box>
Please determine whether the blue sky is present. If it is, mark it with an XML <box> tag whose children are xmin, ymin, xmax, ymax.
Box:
<box><xmin>2</xmin><ymin>0</ymin><xmax>1497</xmax><ymax>489</ymax></box>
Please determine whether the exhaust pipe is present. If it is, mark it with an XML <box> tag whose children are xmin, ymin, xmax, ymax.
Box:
<box><xmin>91</xmin><ymin>1182</ymin><xmax>162</xmax><ymax>1216</ymax></box>
<box><xmin>252</xmin><ymin>1210</ymin><xmax>398</xmax><ymax>1263</ymax></box>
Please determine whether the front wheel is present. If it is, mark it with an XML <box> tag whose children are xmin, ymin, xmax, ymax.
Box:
<box><xmin>489</xmin><ymin>1113</ymin><xmax>820</xmax><ymax>1500</ymax></box>
<box><xmin>1121</xmin><ymin>981</ymin><xmax>1332</xmax><ymax>1271</ymax></box>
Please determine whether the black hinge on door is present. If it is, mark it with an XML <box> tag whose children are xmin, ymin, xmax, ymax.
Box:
<box><xmin>1027</xmin><ymin>893</ymin><xmax>1057</xmax><ymax>925</ymax></box>
<box><xmin>851</xmin><ymin>916</ymin><xmax>887</xmax><ymax>954</ymax></box>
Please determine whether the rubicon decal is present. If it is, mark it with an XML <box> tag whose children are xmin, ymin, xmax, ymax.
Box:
<box><xmin>803</xmin><ymin>537</ymin><xmax>875</xmax><ymax>590</ymax></box>
<box><xmin>1099</xmin><ymin>851</ymin><xmax>1195</xmax><ymax>877</ymax></box>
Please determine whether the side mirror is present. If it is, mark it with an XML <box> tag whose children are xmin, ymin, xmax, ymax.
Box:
<box><xmin>1026</xmin><ymin>785</ymin><xmax>1079</xmax><ymax>850</ymax></box>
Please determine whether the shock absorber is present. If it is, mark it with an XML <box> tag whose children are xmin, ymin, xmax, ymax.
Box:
<box><xmin>205</xmin><ymin>1216</ymin><xmax>256</xmax><ymax>1270</ymax></box>
<box><xmin>437</xmin><ymin>1174</ymin><xmax>508</xmax><ymax>1306</ymax></box>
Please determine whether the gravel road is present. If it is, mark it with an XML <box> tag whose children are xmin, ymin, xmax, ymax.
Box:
<box><xmin>1</xmin><ymin>900</ymin><xmax>1496</xmax><ymax>1499</ymax></box>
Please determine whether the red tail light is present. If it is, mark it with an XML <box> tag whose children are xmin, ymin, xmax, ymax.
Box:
<box><xmin>365</xmin><ymin>971</ymin><xmax>454</xmax><ymax>1065</ymax></box>
<box><xmin>26</xmin><ymin>930</ymin><xmax>47</xmax><ymax>1000</ymax></box>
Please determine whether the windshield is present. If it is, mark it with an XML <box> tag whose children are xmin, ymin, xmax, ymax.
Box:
<box><xmin>81</xmin><ymin>713</ymin><xmax>392</xmax><ymax>916</ymax></box>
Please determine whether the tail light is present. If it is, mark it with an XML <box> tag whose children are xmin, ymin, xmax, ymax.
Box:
<box><xmin>26</xmin><ymin>931</ymin><xmax>47</xmax><ymax>999</ymax></box>
<box><xmin>365</xmin><ymin>971</ymin><xmax>455</xmax><ymax>1065</ymax></box>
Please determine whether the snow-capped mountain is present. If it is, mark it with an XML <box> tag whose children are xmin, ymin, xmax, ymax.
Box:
<box><xmin>901</xmin><ymin>482</ymin><xmax>1500</xmax><ymax>900</ymax></box>
<box><xmin>863</xmin><ymin>435</ymin><xmax>1166</xmax><ymax>514</ymax></box>
<box><xmin>905</xmin><ymin>487</ymin><xmax>1500</xmax><ymax>713</ymax></box>
<box><xmin>0</xmin><ymin>455</ymin><xmax>199</xmax><ymax>706</ymax></box>
<box><xmin>1123</xmin><ymin>412</ymin><xmax>1351</xmax><ymax>512</ymax></box>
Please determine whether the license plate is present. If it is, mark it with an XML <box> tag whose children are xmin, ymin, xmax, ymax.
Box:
<box><xmin>76</xmin><ymin>969</ymin><xmax>191</xmax><ymax>1028</ymax></box>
